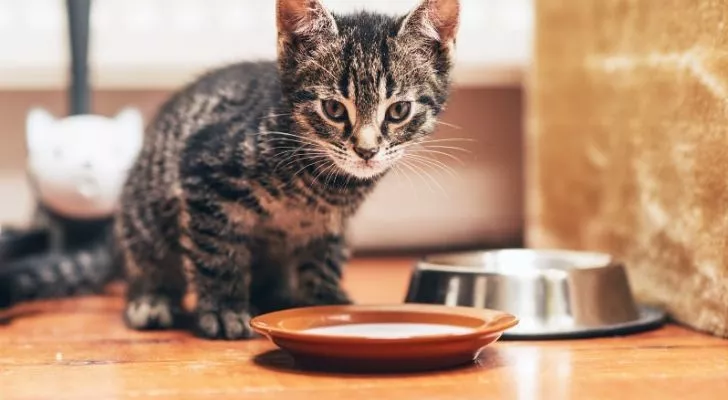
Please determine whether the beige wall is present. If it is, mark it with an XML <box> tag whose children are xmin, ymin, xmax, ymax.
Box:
<box><xmin>0</xmin><ymin>87</ymin><xmax>523</xmax><ymax>253</ymax></box>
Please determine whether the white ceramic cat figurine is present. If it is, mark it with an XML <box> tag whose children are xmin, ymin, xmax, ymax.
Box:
<box><xmin>25</xmin><ymin>108</ymin><xmax>144</xmax><ymax>220</ymax></box>
<box><xmin>0</xmin><ymin>108</ymin><xmax>145</xmax><ymax>309</ymax></box>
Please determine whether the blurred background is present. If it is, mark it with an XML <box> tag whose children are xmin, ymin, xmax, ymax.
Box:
<box><xmin>0</xmin><ymin>0</ymin><xmax>532</xmax><ymax>254</ymax></box>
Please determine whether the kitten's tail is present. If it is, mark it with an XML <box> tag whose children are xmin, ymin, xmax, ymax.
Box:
<box><xmin>0</xmin><ymin>239</ymin><xmax>120</xmax><ymax>309</ymax></box>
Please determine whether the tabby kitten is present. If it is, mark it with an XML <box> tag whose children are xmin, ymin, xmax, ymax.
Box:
<box><xmin>119</xmin><ymin>0</ymin><xmax>460</xmax><ymax>339</ymax></box>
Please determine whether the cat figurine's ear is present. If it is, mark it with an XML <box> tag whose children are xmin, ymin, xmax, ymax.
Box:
<box><xmin>276</xmin><ymin>0</ymin><xmax>338</xmax><ymax>46</ymax></box>
<box><xmin>113</xmin><ymin>107</ymin><xmax>144</xmax><ymax>161</ymax></box>
<box><xmin>25</xmin><ymin>108</ymin><xmax>57</xmax><ymax>156</ymax></box>
<box><xmin>398</xmin><ymin>0</ymin><xmax>460</xmax><ymax>48</ymax></box>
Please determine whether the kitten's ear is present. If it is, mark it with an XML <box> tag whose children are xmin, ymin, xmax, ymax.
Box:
<box><xmin>25</xmin><ymin>108</ymin><xmax>56</xmax><ymax>154</ymax></box>
<box><xmin>398</xmin><ymin>0</ymin><xmax>460</xmax><ymax>48</ymax></box>
<box><xmin>114</xmin><ymin>107</ymin><xmax>144</xmax><ymax>158</ymax></box>
<box><xmin>276</xmin><ymin>0</ymin><xmax>338</xmax><ymax>45</ymax></box>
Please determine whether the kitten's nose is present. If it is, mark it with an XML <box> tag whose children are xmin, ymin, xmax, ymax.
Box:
<box><xmin>354</xmin><ymin>146</ymin><xmax>379</xmax><ymax>161</ymax></box>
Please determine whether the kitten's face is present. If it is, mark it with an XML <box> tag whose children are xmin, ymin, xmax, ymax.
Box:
<box><xmin>276</xmin><ymin>0</ymin><xmax>460</xmax><ymax>180</ymax></box>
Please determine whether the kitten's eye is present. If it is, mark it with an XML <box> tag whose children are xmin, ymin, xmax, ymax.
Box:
<box><xmin>386</xmin><ymin>101</ymin><xmax>412</xmax><ymax>123</ymax></box>
<box><xmin>322</xmin><ymin>100</ymin><xmax>348</xmax><ymax>122</ymax></box>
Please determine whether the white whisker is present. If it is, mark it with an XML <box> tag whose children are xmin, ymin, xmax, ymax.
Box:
<box><xmin>393</xmin><ymin>163</ymin><xmax>417</xmax><ymax>194</ymax></box>
<box><xmin>403</xmin><ymin>153</ymin><xmax>458</xmax><ymax>178</ymax></box>
<box><xmin>410</xmin><ymin>137</ymin><xmax>476</xmax><ymax>146</ymax></box>
<box><xmin>400</xmin><ymin>160</ymin><xmax>434</xmax><ymax>194</ymax></box>
<box><xmin>435</xmin><ymin>120</ymin><xmax>462</xmax><ymax>130</ymax></box>
<box><xmin>324</xmin><ymin>159</ymin><xmax>340</xmax><ymax>187</ymax></box>
<box><xmin>290</xmin><ymin>156</ymin><xmax>329</xmax><ymax>179</ymax></box>
<box><xmin>421</xmin><ymin>145</ymin><xmax>472</xmax><ymax>154</ymax></box>
<box><xmin>343</xmin><ymin>166</ymin><xmax>354</xmax><ymax>188</ymax></box>
<box><xmin>403</xmin><ymin>158</ymin><xmax>448</xmax><ymax>196</ymax></box>
<box><xmin>311</xmin><ymin>162</ymin><xmax>337</xmax><ymax>189</ymax></box>
<box><xmin>264</xmin><ymin>131</ymin><xmax>325</xmax><ymax>146</ymax></box>
<box><xmin>275</xmin><ymin>154</ymin><xmax>311</xmax><ymax>172</ymax></box>
<box><xmin>273</xmin><ymin>146</ymin><xmax>335</xmax><ymax>156</ymax></box>
<box><xmin>260</xmin><ymin>112</ymin><xmax>292</xmax><ymax>120</ymax></box>
<box><xmin>407</xmin><ymin>148</ymin><xmax>466</xmax><ymax>165</ymax></box>
<box><xmin>307</xmin><ymin>158</ymin><xmax>333</xmax><ymax>187</ymax></box>
<box><xmin>264</xmin><ymin>132</ymin><xmax>348</xmax><ymax>158</ymax></box>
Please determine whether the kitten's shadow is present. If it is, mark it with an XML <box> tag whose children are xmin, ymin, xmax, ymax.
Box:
<box><xmin>252</xmin><ymin>347</ymin><xmax>506</xmax><ymax>377</ymax></box>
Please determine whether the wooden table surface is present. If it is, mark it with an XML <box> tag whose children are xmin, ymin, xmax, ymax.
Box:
<box><xmin>1</xmin><ymin>258</ymin><xmax>727</xmax><ymax>400</ymax></box>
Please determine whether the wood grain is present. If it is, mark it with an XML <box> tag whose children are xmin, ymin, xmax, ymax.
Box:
<box><xmin>1</xmin><ymin>258</ymin><xmax>727</xmax><ymax>400</ymax></box>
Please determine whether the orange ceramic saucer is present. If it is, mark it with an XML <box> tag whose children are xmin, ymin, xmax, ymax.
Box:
<box><xmin>250</xmin><ymin>304</ymin><xmax>518</xmax><ymax>372</ymax></box>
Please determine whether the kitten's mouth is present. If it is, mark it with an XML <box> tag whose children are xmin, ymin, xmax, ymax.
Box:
<box><xmin>327</xmin><ymin>149</ymin><xmax>402</xmax><ymax>180</ymax></box>
<box><xmin>336</xmin><ymin>160</ymin><xmax>388</xmax><ymax>179</ymax></box>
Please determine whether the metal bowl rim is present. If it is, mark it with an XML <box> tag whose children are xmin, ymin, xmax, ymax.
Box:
<box><xmin>415</xmin><ymin>248</ymin><xmax>619</xmax><ymax>276</ymax></box>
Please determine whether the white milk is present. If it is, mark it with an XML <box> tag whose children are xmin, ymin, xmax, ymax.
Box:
<box><xmin>303</xmin><ymin>323</ymin><xmax>473</xmax><ymax>338</ymax></box>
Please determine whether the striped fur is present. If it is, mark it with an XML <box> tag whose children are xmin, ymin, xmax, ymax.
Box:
<box><xmin>118</xmin><ymin>0</ymin><xmax>460</xmax><ymax>339</ymax></box>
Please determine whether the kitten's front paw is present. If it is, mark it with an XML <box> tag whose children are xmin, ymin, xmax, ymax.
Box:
<box><xmin>195</xmin><ymin>308</ymin><xmax>255</xmax><ymax>340</ymax></box>
<box><xmin>124</xmin><ymin>295</ymin><xmax>179</xmax><ymax>330</ymax></box>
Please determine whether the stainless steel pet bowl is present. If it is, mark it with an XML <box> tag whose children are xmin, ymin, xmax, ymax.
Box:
<box><xmin>404</xmin><ymin>249</ymin><xmax>666</xmax><ymax>339</ymax></box>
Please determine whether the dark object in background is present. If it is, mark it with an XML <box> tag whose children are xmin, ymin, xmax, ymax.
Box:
<box><xmin>0</xmin><ymin>213</ymin><xmax>117</xmax><ymax>309</ymax></box>
<box><xmin>0</xmin><ymin>226</ymin><xmax>49</xmax><ymax>308</ymax></box>
<box><xmin>0</xmin><ymin>227</ymin><xmax>49</xmax><ymax>263</ymax></box>
<box><xmin>67</xmin><ymin>0</ymin><xmax>91</xmax><ymax>116</ymax></box>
